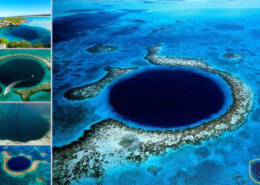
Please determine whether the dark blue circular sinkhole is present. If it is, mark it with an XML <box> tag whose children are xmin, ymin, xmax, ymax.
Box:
<box><xmin>109</xmin><ymin>68</ymin><xmax>227</xmax><ymax>128</ymax></box>
<box><xmin>7</xmin><ymin>156</ymin><xmax>31</xmax><ymax>172</ymax></box>
<box><xmin>0</xmin><ymin>58</ymin><xmax>44</xmax><ymax>88</ymax></box>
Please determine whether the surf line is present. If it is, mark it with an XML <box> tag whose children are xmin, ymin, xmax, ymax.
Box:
<box><xmin>3</xmin><ymin>75</ymin><xmax>36</xmax><ymax>95</ymax></box>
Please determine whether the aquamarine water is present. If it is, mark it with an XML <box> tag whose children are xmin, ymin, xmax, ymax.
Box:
<box><xmin>53</xmin><ymin>1</ymin><xmax>260</xmax><ymax>184</ymax></box>
<box><xmin>0</xmin><ymin>17</ymin><xmax>51</xmax><ymax>44</ymax></box>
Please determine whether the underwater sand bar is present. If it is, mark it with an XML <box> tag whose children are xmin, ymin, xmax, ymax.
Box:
<box><xmin>0</xmin><ymin>54</ymin><xmax>51</xmax><ymax>70</ymax></box>
<box><xmin>53</xmin><ymin>45</ymin><xmax>252</xmax><ymax>183</ymax></box>
<box><xmin>64</xmin><ymin>67</ymin><xmax>137</xmax><ymax>100</ymax></box>
<box><xmin>2</xmin><ymin>151</ymin><xmax>49</xmax><ymax>176</ymax></box>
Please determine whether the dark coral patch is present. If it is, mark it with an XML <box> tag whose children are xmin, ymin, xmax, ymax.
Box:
<box><xmin>86</xmin><ymin>44</ymin><xmax>118</xmax><ymax>53</ymax></box>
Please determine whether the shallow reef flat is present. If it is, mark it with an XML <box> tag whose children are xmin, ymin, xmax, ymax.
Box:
<box><xmin>53</xmin><ymin>45</ymin><xmax>252</xmax><ymax>184</ymax></box>
<box><xmin>64</xmin><ymin>67</ymin><xmax>137</xmax><ymax>101</ymax></box>
<box><xmin>13</xmin><ymin>81</ymin><xmax>51</xmax><ymax>101</ymax></box>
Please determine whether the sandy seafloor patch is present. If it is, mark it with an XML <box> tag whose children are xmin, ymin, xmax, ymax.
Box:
<box><xmin>0</xmin><ymin>146</ymin><xmax>51</xmax><ymax>185</ymax></box>
<box><xmin>53</xmin><ymin>1</ymin><xmax>260</xmax><ymax>184</ymax></box>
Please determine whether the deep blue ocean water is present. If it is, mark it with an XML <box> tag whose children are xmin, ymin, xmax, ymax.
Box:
<box><xmin>7</xmin><ymin>156</ymin><xmax>31</xmax><ymax>172</ymax></box>
<box><xmin>53</xmin><ymin>1</ymin><xmax>260</xmax><ymax>184</ymax></box>
<box><xmin>109</xmin><ymin>68</ymin><xmax>227</xmax><ymax>128</ymax></box>
<box><xmin>0</xmin><ymin>58</ymin><xmax>44</xmax><ymax>87</ymax></box>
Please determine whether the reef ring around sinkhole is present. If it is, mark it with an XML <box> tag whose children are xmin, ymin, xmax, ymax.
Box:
<box><xmin>54</xmin><ymin>45</ymin><xmax>253</xmax><ymax>182</ymax></box>
<box><xmin>108</xmin><ymin>66</ymin><xmax>233</xmax><ymax>129</ymax></box>
<box><xmin>63</xmin><ymin>44</ymin><xmax>252</xmax><ymax>135</ymax></box>
<box><xmin>0</xmin><ymin>54</ymin><xmax>51</xmax><ymax>101</ymax></box>
<box><xmin>2</xmin><ymin>151</ymin><xmax>49</xmax><ymax>176</ymax></box>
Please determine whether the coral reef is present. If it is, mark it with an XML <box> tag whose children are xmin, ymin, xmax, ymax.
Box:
<box><xmin>223</xmin><ymin>53</ymin><xmax>243</xmax><ymax>60</ymax></box>
<box><xmin>37</xmin><ymin>177</ymin><xmax>44</xmax><ymax>184</ymax></box>
<box><xmin>147</xmin><ymin>165</ymin><xmax>162</xmax><ymax>176</ymax></box>
<box><xmin>13</xmin><ymin>81</ymin><xmax>51</xmax><ymax>101</ymax></box>
<box><xmin>64</xmin><ymin>67</ymin><xmax>137</xmax><ymax>100</ymax></box>
<box><xmin>53</xmin><ymin>45</ymin><xmax>252</xmax><ymax>184</ymax></box>
<box><xmin>2</xmin><ymin>151</ymin><xmax>49</xmax><ymax>176</ymax></box>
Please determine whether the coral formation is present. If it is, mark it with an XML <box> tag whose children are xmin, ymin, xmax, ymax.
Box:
<box><xmin>13</xmin><ymin>81</ymin><xmax>51</xmax><ymax>101</ymax></box>
<box><xmin>2</xmin><ymin>151</ymin><xmax>49</xmax><ymax>176</ymax></box>
<box><xmin>86</xmin><ymin>44</ymin><xmax>118</xmax><ymax>53</ymax></box>
<box><xmin>64</xmin><ymin>67</ymin><xmax>137</xmax><ymax>100</ymax></box>
<box><xmin>53</xmin><ymin>45</ymin><xmax>252</xmax><ymax>184</ymax></box>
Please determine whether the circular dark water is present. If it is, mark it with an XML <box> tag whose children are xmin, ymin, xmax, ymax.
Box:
<box><xmin>7</xmin><ymin>156</ymin><xmax>31</xmax><ymax>172</ymax></box>
<box><xmin>9</xmin><ymin>26</ymin><xmax>38</xmax><ymax>41</ymax></box>
<box><xmin>0</xmin><ymin>58</ymin><xmax>44</xmax><ymax>88</ymax></box>
<box><xmin>109</xmin><ymin>69</ymin><xmax>226</xmax><ymax>128</ymax></box>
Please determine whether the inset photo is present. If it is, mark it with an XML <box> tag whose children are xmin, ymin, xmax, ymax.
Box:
<box><xmin>0</xmin><ymin>49</ymin><xmax>51</xmax><ymax>102</ymax></box>
<box><xmin>0</xmin><ymin>103</ymin><xmax>51</xmax><ymax>145</ymax></box>
<box><xmin>0</xmin><ymin>0</ymin><xmax>51</xmax><ymax>48</ymax></box>
<box><xmin>0</xmin><ymin>146</ymin><xmax>51</xmax><ymax>185</ymax></box>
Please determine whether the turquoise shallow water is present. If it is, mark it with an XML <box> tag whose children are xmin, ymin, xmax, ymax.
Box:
<box><xmin>0</xmin><ymin>146</ymin><xmax>51</xmax><ymax>185</ymax></box>
<box><xmin>53</xmin><ymin>1</ymin><xmax>260</xmax><ymax>184</ymax></box>
<box><xmin>0</xmin><ymin>50</ymin><xmax>51</xmax><ymax>102</ymax></box>
<box><xmin>0</xmin><ymin>17</ymin><xmax>51</xmax><ymax>44</ymax></box>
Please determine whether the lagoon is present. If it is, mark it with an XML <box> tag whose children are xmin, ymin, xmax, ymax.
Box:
<box><xmin>0</xmin><ymin>17</ymin><xmax>51</xmax><ymax>44</ymax></box>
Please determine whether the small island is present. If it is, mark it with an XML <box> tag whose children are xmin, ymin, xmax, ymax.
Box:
<box><xmin>0</xmin><ymin>17</ymin><xmax>26</xmax><ymax>27</ymax></box>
